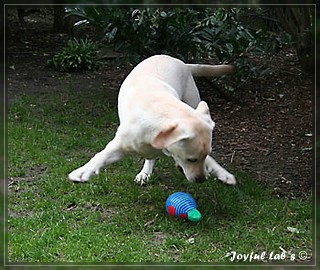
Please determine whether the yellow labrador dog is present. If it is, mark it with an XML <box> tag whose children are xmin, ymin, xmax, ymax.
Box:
<box><xmin>69</xmin><ymin>55</ymin><xmax>236</xmax><ymax>185</ymax></box>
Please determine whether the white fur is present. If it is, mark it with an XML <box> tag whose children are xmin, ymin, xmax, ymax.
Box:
<box><xmin>68</xmin><ymin>55</ymin><xmax>236</xmax><ymax>185</ymax></box>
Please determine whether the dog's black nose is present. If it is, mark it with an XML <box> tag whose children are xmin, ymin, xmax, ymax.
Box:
<box><xmin>195</xmin><ymin>176</ymin><xmax>206</xmax><ymax>183</ymax></box>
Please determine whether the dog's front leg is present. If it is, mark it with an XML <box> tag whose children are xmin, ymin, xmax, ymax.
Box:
<box><xmin>68</xmin><ymin>138</ymin><xmax>125</xmax><ymax>182</ymax></box>
<box><xmin>205</xmin><ymin>156</ymin><xmax>236</xmax><ymax>185</ymax></box>
<box><xmin>134</xmin><ymin>159</ymin><xmax>155</xmax><ymax>185</ymax></box>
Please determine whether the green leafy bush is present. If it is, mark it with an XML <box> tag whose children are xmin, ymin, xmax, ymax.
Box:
<box><xmin>67</xmin><ymin>8</ymin><xmax>291</xmax><ymax>65</ymax></box>
<box><xmin>47</xmin><ymin>38</ymin><xmax>101</xmax><ymax>72</ymax></box>
<box><xmin>68</xmin><ymin>8</ymin><xmax>207</xmax><ymax>62</ymax></box>
<box><xmin>66</xmin><ymin>7</ymin><xmax>294</xmax><ymax>96</ymax></box>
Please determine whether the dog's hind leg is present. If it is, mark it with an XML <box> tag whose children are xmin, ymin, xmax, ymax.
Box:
<box><xmin>68</xmin><ymin>138</ymin><xmax>125</xmax><ymax>182</ymax></box>
<box><xmin>181</xmin><ymin>76</ymin><xmax>201</xmax><ymax>109</ymax></box>
<box><xmin>134</xmin><ymin>159</ymin><xmax>155</xmax><ymax>185</ymax></box>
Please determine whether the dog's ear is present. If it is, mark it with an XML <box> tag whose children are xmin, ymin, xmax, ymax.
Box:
<box><xmin>196</xmin><ymin>101</ymin><xmax>210</xmax><ymax>115</ymax></box>
<box><xmin>151</xmin><ymin>123</ymin><xmax>189</xmax><ymax>149</ymax></box>
<box><xmin>196</xmin><ymin>101</ymin><xmax>215</xmax><ymax>129</ymax></box>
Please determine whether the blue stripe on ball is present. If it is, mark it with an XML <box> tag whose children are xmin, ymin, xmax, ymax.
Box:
<box><xmin>166</xmin><ymin>192</ymin><xmax>197</xmax><ymax>217</ymax></box>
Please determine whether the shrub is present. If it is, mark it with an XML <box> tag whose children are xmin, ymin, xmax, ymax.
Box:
<box><xmin>67</xmin><ymin>8</ymin><xmax>291</xmax><ymax>66</ymax></box>
<box><xmin>65</xmin><ymin>8</ymin><xmax>294</xmax><ymax>98</ymax></box>
<box><xmin>47</xmin><ymin>38</ymin><xmax>101</xmax><ymax>72</ymax></box>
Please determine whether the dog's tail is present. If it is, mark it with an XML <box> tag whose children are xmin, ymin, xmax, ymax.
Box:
<box><xmin>186</xmin><ymin>64</ymin><xmax>233</xmax><ymax>77</ymax></box>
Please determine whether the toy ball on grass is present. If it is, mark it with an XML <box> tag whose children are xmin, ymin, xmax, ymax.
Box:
<box><xmin>166</xmin><ymin>192</ymin><xmax>202</xmax><ymax>222</ymax></box>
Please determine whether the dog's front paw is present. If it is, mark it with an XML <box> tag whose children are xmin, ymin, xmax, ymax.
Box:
<box><xmin>134</xmin><ymin>172</ymin><xmax>150</xmax><ymax>186</ymax></box>
<box><xmin>68</xmin><ymin>165</ymin><xmax>100</xmax><ymax>182</ymax></box>
<box><xmin>217</xmin><ymin>171</ymin><xmax>236</xmax><ymax>185</ymax></box>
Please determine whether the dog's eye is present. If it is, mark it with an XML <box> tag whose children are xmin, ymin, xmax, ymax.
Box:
<box><xmin>187</xmin><ymin>158</ymin><xmax>198</xmax><ymax>163</ymax></box>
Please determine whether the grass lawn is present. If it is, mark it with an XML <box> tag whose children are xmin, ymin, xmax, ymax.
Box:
<box><xmin>7</xmin><ymin>86</ymin><xmax>313</xmax><ymax>264</ymax></box>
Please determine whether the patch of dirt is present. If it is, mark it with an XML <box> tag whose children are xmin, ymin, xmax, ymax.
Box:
<box><xmin>207</xmin><ymin>48</ymin><xmax>313</xmax><ymax>200</ymax></box>
<box><xmin>6</xmin><ymin>10</ymin><xmax>313</xmax><ymax>200</ymax></box>
<box><xmin>8</xmin><ymin>164</ymin><xmax>47</xmax><ymax>192</ymax></box>
<box><xmin>150</xmin><ymin>231</ymin><xmax>168</xmax><ymax>245</ymax></box>
<box><xmin>9</xmin><ymin>209</ymin><xmax>34</xmax><ymax>218</ymax></box>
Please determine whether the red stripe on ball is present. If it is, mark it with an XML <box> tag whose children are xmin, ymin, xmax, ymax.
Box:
<box><xmin>167</xmin><ymin>205</ymin><xmax>176</xmax><ymax>217</ymax></box>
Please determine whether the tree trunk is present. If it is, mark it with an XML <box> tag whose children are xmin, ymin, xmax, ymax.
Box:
<box><xmin>275</xmin><ymin>7</ymin><xmax>314</xmax><ymax>74</ymax></box>
<box><xmin>53</xmin><ymin>6</ymin><xmax>65</xmax><ymax>32</ymax></box>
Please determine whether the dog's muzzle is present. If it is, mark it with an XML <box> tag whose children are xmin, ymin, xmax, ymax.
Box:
<box><xmin>176</xmin><ymin>165</ymin><xmax>206</xmax><ymax>183</ymax></box>
<box><xmin>194</xmin><ymin>175</ymin><xmax>206</xmax><ymax>183</ymax></box>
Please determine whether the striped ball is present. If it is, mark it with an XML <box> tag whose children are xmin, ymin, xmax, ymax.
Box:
<box><xmin>166</xmin><ymin>192</ymin><xmax>197</xmax><ymax>219</ymax></box>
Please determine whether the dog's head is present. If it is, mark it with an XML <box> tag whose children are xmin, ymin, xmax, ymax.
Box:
<box><xmin>151</xmin><ymin>101</ymin><xmax>214</xmax><ymax>183</ymax></box>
